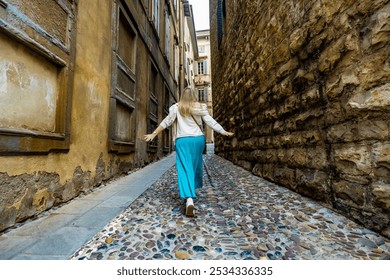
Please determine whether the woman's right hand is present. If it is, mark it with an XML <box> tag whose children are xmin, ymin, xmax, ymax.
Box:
<box><xmin>223</xmin><ymin>131</ymin><xmax>234</xmax><ymax>137</ymax></box>
<box><xmin>144</xmin><ymin>133</ymin><xmax>156</xmax><ymax>142</ymax></box>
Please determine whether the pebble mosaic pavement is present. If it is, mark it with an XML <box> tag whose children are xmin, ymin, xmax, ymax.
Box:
<box><xmin>70</xmin><ymin>154</ymin><xmax>390</xmax><ymax>260</ymax></box>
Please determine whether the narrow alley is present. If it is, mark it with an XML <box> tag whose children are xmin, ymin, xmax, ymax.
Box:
<box><xmin>1</xmin><ymin>2</ymin><xmax>390</xmax><ymax>279</ymax></box>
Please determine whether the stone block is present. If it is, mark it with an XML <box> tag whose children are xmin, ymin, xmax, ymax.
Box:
<box><xmin>324</xmin><ymin>102</ymin><xmax>345</xmax><ymax>125</ymax></box>
<box><xmin>319</xmin><ymin>37</ymin><xmax>346</xmax><ymax>73</ymax></box>
<box><xmin>332</xmin><ymin>180</ymin><xmax>367</xmax><ymax>207</ymax></box>
<box><xmin>358</xmin><ymin>53</ymin><xmax>390</xmax><ymax>89</ymax></box>
<box><xmin>276</xmin><ymin>131</ymin><xmax>302</xmax><ymax>147</ymax></box>
<box><xmin>306</xmin><ymin>146</ymin><xmax>328</xmax><ymax>169</ymax></box>
<box><xmin>371</xmin><ymin>182</ymin><xmax>390</xmax><ymax>211</ymax></box>
<box><xmin>289</xmin><ymin>25</ymin><xmax>309</xmax><ymax>54</ymax></box>
<box><xmin>301</xmin><ymin>130</ymin><xmax>322</xmax><ymax>145</ymax></box>
<box><xmin>262</xmin><ymin>164</ymin><xmax>275</xmax><ymax>182</ymax></box>
<box><xmin>252</xmin><ymin>149</ymin><xmax>277</xmax><ymax>163</ymax></box>
<box><xmin>277</xmin><ymin>57</ymin><xmax>299</xmax><ymax>80</ymax></box>
<box><xmin>323</xmin><ymin>0</ymin><xmax>343</xmax><ymax>23</ymax></box>
<box><xmin>324</xmin><ymin>73</ymin><xmax>343</xmax><ymax>100</ymax></box>
<box><xmin>287</xmin><ymin>148</ymin><xmax>307</xmax><ymax>167</ymax></box>
<box><xmin>274</xmin><ymin>166</ymin><xmax>296</xmax><ymax>190</ymax></box>
<box><xmin>373</xmin><ymin>143</ymin><xmax>390</xmax><ymax>178</ymax></box>
<box><xmin>358</xmin><ymin>120</ymin><xmax>389</xmax><ymax>141</ymax></box>
<box><xmin>237</xmin><ymin>160</ymin><xmax>252</xmax><ymax>171</ymax></box>
<box><xmin>371</xmin><ymin>9</ymin><xmax>390</xmax><ymax>46</ymax></box>
<box><xmin>348</xmin><ymin>83</ymin><xmax>390</xmax><ymax>110</ymax></box>
<box><xmin>333</xmin><ymin>144</ymin><xmax>372</xmax><ymax>176</ymax></box>
<box><xmin>252</xmin><ymin>164</ymin><xmax>263</xmax><ymax>177</ymax></box>
<box><xmin>296</xmin><ymin>169</ymin><xmax>331</xmax><ymax>202</ymax></box>
<box><xmin>327</xmin><ymin>122</ymin><xmax>357</xmax><ymax>143</ymax></box>
<box><xmin>301</xmin><ymin>88</ymin><xmax>321</xmax><ymax>106</ymax></box>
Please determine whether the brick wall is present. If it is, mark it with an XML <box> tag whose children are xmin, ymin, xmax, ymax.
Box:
<box><xmin>210</xmin><ymin>0</ymin><xmax>390</xmax><ymax>237</ymax></box>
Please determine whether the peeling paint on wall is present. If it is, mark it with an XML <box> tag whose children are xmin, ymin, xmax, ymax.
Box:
<box><xmin>0</xmin><ymin>33</ymin><xmax>58</xmax><ymax>132</ymax></box>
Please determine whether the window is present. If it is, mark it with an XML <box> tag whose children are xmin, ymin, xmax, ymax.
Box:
<box><xmin>0</xmin><ymin>0</ymin><xmax>77</xmax><ymax>154</ymax></box>
<box><xmin>152</xmin><ymin>0</ymin><xmax>160</xmax><ymax>33</ymax></box>
<box><xmin>164</xmin><ymin>4</ymin><xmax>171</xmax><ymax>61</ymax></box>
<box><xmin>108</xmin><ymin>1</ymin><xmax>137</xmax><ymax>153</ymax></box>
<box><xmin>148</xmin><ymin>61</ymin><xmax>159</xmax><ymax>152</ymax></box>
<box><xmin>198</xmin><ymin>88</ymin><xmax>208</xmax><ymax>102</ymax></box>
<box><xmin>197</xmin><ymin>61</ymin><xmax>208</xmax><ymax>75</ymax></box>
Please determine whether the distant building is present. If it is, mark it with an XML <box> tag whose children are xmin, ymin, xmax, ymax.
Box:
<box><xmin>195</xmin><ymin>29</ymin><xmax>214</xmax><ymax>143</ymax></box>
<box><xmin>181</xmin><ymin>0</ymin><xmax>198</xmax><ymax>90</ymax></box>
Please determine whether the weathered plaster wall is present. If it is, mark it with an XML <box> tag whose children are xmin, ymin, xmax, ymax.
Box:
<box><xmin>0</xmin><ymin>0</ymin><xmax>178</xmax><ymax>232</ymax></box>
<box><xmin>210</xmin><ymin>0</ymin><xmax>390</xmax><ymax>237</ymax></box>
<box><xmin>0</xmin><ymin>0</ymin><xmax>114</xmax><ymax>231</ymax></box>
<box><xmin>0</xmin><ymin>33</ymin><xmax>59</xmax><ymax>132</ymax></box>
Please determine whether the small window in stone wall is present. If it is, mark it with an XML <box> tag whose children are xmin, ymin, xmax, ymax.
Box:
<box><xmin>0</xmin><ymin>0</ymin><xmax>77</xmax><ymax>155</ymax></box>
<box><xmin>108</xmin><ymin>0</ymin><xmax>137</xmax><ymax>154</ymax></box>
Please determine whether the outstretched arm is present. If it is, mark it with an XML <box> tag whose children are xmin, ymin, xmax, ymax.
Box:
<box><xmin>194</xmin><ymin>104</ymin><xmax>234</xmax><ymax>137</ymax></box>
<box><xmin>144</xmin><ymin>104</ymin><xmax>177</xmax><ymax>142</ymax></box>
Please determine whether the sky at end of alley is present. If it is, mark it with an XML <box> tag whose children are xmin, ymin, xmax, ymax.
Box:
<box><xmin>189</xmin><ymin>0</ymin><xmax>210</xmax><ymax>31</ymax></box>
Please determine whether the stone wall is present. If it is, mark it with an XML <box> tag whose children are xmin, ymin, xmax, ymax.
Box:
<box><xmin>210</xmin><ymin>0</ymin><xmax>390</xmax><ymax>237</ymax></box>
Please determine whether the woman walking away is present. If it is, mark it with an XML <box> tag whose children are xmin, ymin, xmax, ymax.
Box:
<box><xmin>144</xmin><ymin>88</ymin><xmax>234</xmax><ymax>217</ymax></box>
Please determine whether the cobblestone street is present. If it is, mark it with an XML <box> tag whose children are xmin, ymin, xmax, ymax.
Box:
<box><xmin>70</xmin><ymin>150</ymin><xmax>390</xmax><ymax>260</ymax></box>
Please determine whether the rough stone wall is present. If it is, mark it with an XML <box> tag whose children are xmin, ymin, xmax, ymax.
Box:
<box><xmin>210</xmin><ymin>0</ymin><xmax>390</xmax><ymax>237</ymax></box>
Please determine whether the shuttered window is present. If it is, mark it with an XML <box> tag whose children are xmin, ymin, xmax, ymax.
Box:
<box><xmin>198</xmin><ymin>88</ymin><xmax>208</xmax><ymax>102</ymax></box>
<box><xmin>108</xmin><ymin>1</ymin><xmax>137</xmax><ymax>153</ymax></box>
<box><xmin>197</xmin><ymin>60</ymin><xmax>208</xmax><ymax>75</ymax></box>
<box><xmin>147</xmin><ymin>61</ymin><xmax>159</xmax><ymax>152</ymax></box>
<box><xmin>0</xmin><ymin>0</ymin><xmax>77</xmax><ymax>154</ymax></box>
<box><xmin>152</xmin><ymin>0</ymin><xmax>159</xmax><ymax>33</ymax></box>
<box><xmin>164</xmin><ymin>4</ymin><xmax>171</xmax><ymax>61</ymax></box>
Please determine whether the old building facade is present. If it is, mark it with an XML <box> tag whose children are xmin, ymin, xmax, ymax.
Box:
<box><xmin>195</xmin><ymin>29</ymin><xmax>214</xmax><ymax>143</ymax></box>
<box><xmin>210</xmin><ymin>0</ymin><xmax>390</xmax><ymax>237</ymax></box>
<box><xmin>0</xmin><ymin>0</ymin><xmax>197</xmax><ymax>232</ymax></box>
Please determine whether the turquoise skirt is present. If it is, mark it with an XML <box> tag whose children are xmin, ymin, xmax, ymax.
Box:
<box><xmin>175</xmin><ymin>135</ymin><xmax>205</xmax><ymax>199</ymax></box>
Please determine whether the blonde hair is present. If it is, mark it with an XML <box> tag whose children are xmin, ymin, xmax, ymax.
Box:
<box><xmin>179</xmin><ymin>87</ymin><xmax>198</xmax><ymax>117</ymax></box>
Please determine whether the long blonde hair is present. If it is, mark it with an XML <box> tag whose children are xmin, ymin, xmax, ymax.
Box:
<box><xmin>178</xmin><ymin>87</ymin><xmax>198</xmax><ymax>117</ymax></box>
